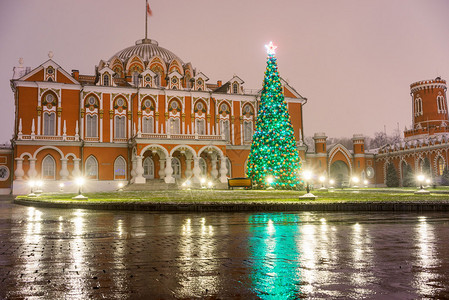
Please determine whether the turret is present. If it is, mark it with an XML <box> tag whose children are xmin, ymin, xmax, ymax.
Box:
<box><xmin>313</xmin><ymin>132</ymin><xmax>327</xmax><ymax>154</ymax></box>
<box><xmin>405</xmin><ymin>77</ymin><xmax>448</xmax><ymax>139</ymax></box>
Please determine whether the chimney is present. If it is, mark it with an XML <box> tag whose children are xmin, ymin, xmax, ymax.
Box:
<box><xmin>217</xmin><ymin>80</ymin><xmax>222</xmax><ymax>87</ymax></box>
<box><xmin>71</xmin><ymin>69</ymin><xmax>79</xmax><ymax>80</ymax></box>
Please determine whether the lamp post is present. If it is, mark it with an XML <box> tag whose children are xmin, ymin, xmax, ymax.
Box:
<box><xmin>329</xmin><ymin>179</ymin><xmax>335</xmax><ymax>189</ymax></box>
<box><xmin>417</xmin><ymin>174</ymin><xmax>425</xmax><ymax>190</ymax></box>
<box><xmin>351</xmin><ymin>176</ymin><xmax>359</xmax><ymax>188</ymax></box>
<box><xmin>182</xmin><ymin>179</ymin><xmax>191</xmax><ymax>190</ymax></box>
<box><xmin>200</xmin><ymin>177</ymin><xmax>207</xmax><ymax>189</ymax></box>
<box><xmin>300</xmin><ymin>170</ymin><xmax>316</xmax><ymax>199</ymax></box>
<box><xmin>415</xmin><ymin>174</ymin><xmax>430</xmax><ymax>194</ymax></box>
<box><xmin>72</xmin><ymin>177</ymin><xmax>88</xmax><ymax>200</ymax></box>
<box><xmin>28</xmin><ymin>180</ymin><xmax>37</xmax><ymax>197</ymax></box>
<box><xmin>319</xmin><ymin>176</ymin><xmax>327</xmax><ymax>190</ymax></box>
<box><xmin>363</xmin><ymin>180</ymin><xmax>368</xmax><ymax>188</ymax></box>
<box><xmin>266</xmin><ymin>176</ymin><xmax>274</xmax><ymax>190</ymax></box>
<box><xmin>117</xmin><ymin>182</ymin><xmax>124</xmax><ymax>191</ymax></box>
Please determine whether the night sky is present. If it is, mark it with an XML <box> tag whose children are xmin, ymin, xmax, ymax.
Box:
<box><xmin>1</xmin><ymin>0</ymin><xmax>448</xmax><ymax>144</ymax></box>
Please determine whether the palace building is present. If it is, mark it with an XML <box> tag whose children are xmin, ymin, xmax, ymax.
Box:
<box><xmin>1</xmin><ymin>36</ymin><xmax>448</xmax><ymax>194</ymax></box>
<box><xmin>6</xmin><ymin>38</ymin><xmax>306</xmax><ymax>194</ymax></box>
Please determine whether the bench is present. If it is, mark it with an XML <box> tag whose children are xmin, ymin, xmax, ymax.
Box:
<box><xmin>227</xmin><ymin>177</ymin><xmax>252</xmax><ymax>190</ymax></box>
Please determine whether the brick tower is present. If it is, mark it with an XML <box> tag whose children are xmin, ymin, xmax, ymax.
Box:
<box><xmin>405</xmin><ymin>77</ymin><xmax>448</xmax><ymax>139</ymax></box>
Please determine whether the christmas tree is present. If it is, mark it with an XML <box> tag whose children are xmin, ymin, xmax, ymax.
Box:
<box><xmin>386</xmin><ymin>163</ymin><xmax>399</xmax><ymax>187</ymax></box>
<box><xmin>246</xmin><ymin>42</ymin><xmax>301</xmax><ymax>189</ymax></box>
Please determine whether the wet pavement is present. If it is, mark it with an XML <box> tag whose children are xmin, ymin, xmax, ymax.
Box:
<box><xmin>1</xmin><ymin>195</ymin><xmax>449</xmax><ymax>299</ymax></box>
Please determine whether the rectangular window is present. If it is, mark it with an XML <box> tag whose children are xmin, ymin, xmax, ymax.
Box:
<box><xmin>115</xmin><ymin>116</ymin><xmax>126</xmax><ymax>138</ymax></box>
<box><xmin>244</xmin><ymin>121</ymin><xmax>253</xmax><ymax>142</ymax></box>
<box><xmin>196</xmin><ymin>119</ymin><xmax>205</xmax><ymax>135</ymax></box>
<box><xmin>142</xmin><ymin>117</ymin><xmax>154</xmax><ymax>133</ymax></box>
<box><xmin>86</xmin><ymin>115</ymin><xmax>97</xmax><ymax>137</ymax></box>
<box><xmin>43</xmin><ymin>113</ymin><xmax>55</xmax><ymax>136</ymax></box>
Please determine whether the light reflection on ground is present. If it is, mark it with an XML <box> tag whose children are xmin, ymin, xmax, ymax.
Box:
<box><xmin>1</xmin><ymin>196</ymin><xmax>449</xmax><ymax>299</ymax></box>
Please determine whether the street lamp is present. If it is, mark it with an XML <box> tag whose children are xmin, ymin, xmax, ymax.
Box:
<box><xmin>351</xmin><ymin>176</ymin><xmax>359</xmax><ymax>188</ymax></box>
<box><xmin>200</xmin><ymin>177</ymin><xmax>207</xmax><ymax>189</ymax></box>
<box><xmin>59</xmin><ymin>183</ymin><xmax>65</xmax><ymax>192</ymax></box>
<box><xmin>28</xmin><ymin>180</ymin><xmax>37</xmax><ymax>197</ymax></box>
<box><xmin>415</xmin><ymin>174</ymin><xmax>430</xmax><ymax>194</ymax></box>
<box><xmin>417</xmin><ymin>174</ymin><xmax>425</xmax><ymax>190</ymax></box>
<box><xmin>207</xmin><ymin>181</ymin><xmax>214</xmax><ymax>189</ymax></box>
<box><xmin>117</xmin><ymin>182</ymin><xmax>124</xmax><ymax>191</ymax></box>
<box><xmin>329</xmin><ymin>179</ymin><xmax>335</xmax><ymax>189</ymax></box>
<box><xmin>182</xmin><ymin>179</ymin><xmax>191</xmax><ymax>190</ymax></box>
<box><xmin>300</xmin><ymin>170</ymin><xmax>316</xmax><ymax>199</ymax></box>
<box><xmin>319</xmin><ymin>176</ymin><xmax>327</xmax><ymax>190</ymax></box>
<box><xmin>363</xmin><ymin>180</ymin><xmax>368</xmax><ymax>188</ymax></box>
<box><xmin>72</xmin><ymin>177</ymin><xmax>88</xmax><ymax>200</ymax></box>
<box><xmin>266</xmin><ymin>176</ymin><xmax>274</xmax><ymax>189</ymax></box>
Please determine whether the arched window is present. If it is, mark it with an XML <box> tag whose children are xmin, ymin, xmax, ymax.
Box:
<box><xmin>226</xmin><ymin>158</ymin><xmax>231</xmax><ymax>177</ymax></box>
<box><xmin>115</xmin><ymin>116</ymin><xmax>126</xmax><ymax>138</ymax></box>
<box><xmin>220</xmin><ymin>120</ymin><xmax>230</xmax><ymax>143</ymax></box>
<box><xmin>154</xmin><ymin>75</ymin><xmax>160</xmax><ymax>87</ymax></box>
<box><xmin>196</xmin><ymin>119</ymin><xmax>205</xmax><ymax>135</ymax></box>
<box><xmin>172</xmin><ymin>157</ymin><xmax>181</xmax><ymax>179</ymax></box>
<box><xmin>43</xmin><ymin>112</ymin><xmax>56</xmax><ymax>136</ymax></box>
<box><xmin>103</xmin><ymin>74</ymin><xmax>109</xmax><ymax>86</ymax></box>
<box><xmin>86</xmin><ymin>115</ymin><xmax>97</xmax><ymax>137</ymax></box>
<box><xmin>85</xmin><ymin>156</ymin><xmax>98</xmax><ymax>179</ymax></box>
<box><xmin>199</xmin><ymin>157</ymin><xmax>207</xmax><ymax>176</ymax></box>
<box><xmin>142</xmin><ymin>117</ymin><xmax>154</xmax><ymax>133</ymax></box>
<box><xmin>132</xmin><ymin>72</ymin><xmax>139</xmax><ymax>86</ymax></box>
<box><xmin>243</xmin><ymin>121</ymin><xmax>253</xmax><ymax>142</ymax></box>
<box><xmin>438</xmin><ymin>157</ymin><xmax>445</xmax><ymax>176</ymax></box>
<box><xmin>143</xmin><ymin>157</ymin><xmax>154</xmax><ymax>179</ymax></box>
<box><xmin>233</xmin><ymin>82</ymin><xmax>238</xmax><ymax>94</ymax></box>
<box><xmin>169</xmin><ymin>118</ymin><xmax>180</xmax><ymax>134</ymax></box>
<box><xmin>42</xmin><ymin>155</ymin><xmax>56</xmax><ymax>180</ymax></box>
<box><xmin>114</xmin><ymin>156</ymin><xmax>126</xmax><ymax>180</ymax></box>
<box><xmin>437</xmin><ymin>96</ymin><xmax>446</xmax><ymax>113</ymax></box>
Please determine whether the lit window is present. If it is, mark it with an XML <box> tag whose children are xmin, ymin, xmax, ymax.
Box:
<box><xmin>43</xmin><ymin>112</ymin><xmax>56</xmax><ymax>136</ymax></box>
<box><xmin>42</xmin><ymin>155</ymin><xmax>55</xmax><ymax>179</ymax></box>
<box><xmin>114</xmin><ymin>156</ymin><xmax>126</xmax><ymax>179</ymax></box>
<box><xmin>438</xmin><ymin>158</ymin><xmax>445</xmax><ymax>176</ymax></box>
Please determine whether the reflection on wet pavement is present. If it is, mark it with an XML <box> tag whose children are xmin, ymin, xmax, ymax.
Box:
<box><xmin>1</xmin><ymin>196</ymin><xmax>449</xmax><ymax>299</ymax></box>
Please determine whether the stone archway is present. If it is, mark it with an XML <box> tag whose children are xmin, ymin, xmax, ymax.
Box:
<box><xmin>330</xmin><ymin>160</ymin><xmax>350</xmax><ymax>188</ymax></box>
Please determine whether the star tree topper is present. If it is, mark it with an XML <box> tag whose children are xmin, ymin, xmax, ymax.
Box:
<box><xmin>265</xmin><ymin>41</ymin><xmax>277</xmax><ymax>55</ymax></box>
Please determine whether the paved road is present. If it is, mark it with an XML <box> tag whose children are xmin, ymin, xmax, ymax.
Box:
<box><xmin>1</xmin><ymin>195</ymin><xmax>449</xmax><ymax>299</ymax></box>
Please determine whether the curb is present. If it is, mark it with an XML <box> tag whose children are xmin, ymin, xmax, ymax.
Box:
<box><xmin>14</xmin><ymin>198</ymin><xmax>449</xmax><ymax>212</ymax></box>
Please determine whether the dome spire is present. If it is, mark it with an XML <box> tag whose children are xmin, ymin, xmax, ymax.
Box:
<box><xmin>144</xmin><ymin>0</ymin><xmax>153</xmax><ymax>43</ymax></box>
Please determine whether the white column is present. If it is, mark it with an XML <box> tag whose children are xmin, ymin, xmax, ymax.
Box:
<box><xmin>135</xmin><ymin>156</ymin><xmax>145</xmax><ymax>183</ymax></box>
<box><xmin>31</xmin><ymin>119</ymin><xmax>35</xmax><ymax>140</ymax></box>
<box><xmin>57</xmin><ymin>114</ymin><xmax>61</xmax><ymax>136</ymax></box>
<box><xmin>18</xmin><ymin>118</ymin><xmax>23</xmax><ymax>139</ymax></box>
<box><xmin>192</xmin><ymin>156</ymin><xmax>201</xmax><ymax>183</ymax></box>
<box><xmin>59</xmin><ymin>158</ymin><xmax>69</xmax><ymax>180</ymax></box>
<box><xmin>130</xmin><ymin>157</ymin><xmax>137</xmax><ymax>183</ymax></box>
<box><xmin>72</xmin><ymin>158</ymin><xmax>81</xmax><ymax>177</ymax></box>
<box><xmin>14</xmin><ymin>158</ymin><xmax>24</xmax><ymax>180</ymax></box>
<box><xmin>28</xmin><ymin>158</ymin><xmax>38</xmax><ymax>179</ymax></box>
<box><xmin>159</xmin><ymin>159</ymin><xmax>166</xmax><ymax>179</ymax></box>
<box><xmin>164</xmin><ymin>157</ymin><xmax>175</xmax><ymax>183</ymax></box>
<box><xmin>109</xmin><ymin>119</ymin><xmax>113</xmax><ymax>142</ymax></box>
<box><xmin>185</xmin><ymin>154</ymin><xmax>193</xmax><ymax>178</ymax></box>
<box><xmin>100</xmin><ymin>116</ymin><xmax>103</xmax><ymax>142</ymax></box>
<box><xmin>211</xmin><ymin>154</ymin><xmax>218</xmax><ymax>179</ymax></box>
<box><xmin>75</xmin><ymin>120</ymin><xmax>79</xmax><ymax>141</ymax></box>
<box><xmin>219</xmin><ymin>156</ymin><xmax>228</xmax><ymax>183</ymax></box>
<box><xmin>37</xmin><ymin>116</ymin><xmax>41</xmax><ymax>136</ymax></box>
